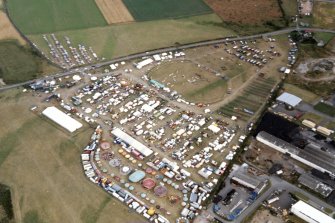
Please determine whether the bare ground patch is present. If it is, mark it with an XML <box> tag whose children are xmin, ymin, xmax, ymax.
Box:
<box><xmin>205</xmin><ymin>0</ymin><xmax>283</xmax><ymax>24</ymax></box>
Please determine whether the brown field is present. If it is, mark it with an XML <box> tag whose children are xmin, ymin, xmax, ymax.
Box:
<box><xmin>0</xmin><ymin>89</ymin><xmax>142</xmax><ymax>223</ymax></box>
<box><xmin>0</xmin><ymin>12</ymin><xmax>25</xmax><ymax>44</ymax></box>
<box><xmin>205</xmin><ymin>0</ymin><xmax>283</xmax><ymax>24</ymax></box>
<box><xmin>313</xmin><ymin>2</ymin><xmax>335</xmax><ymax>30</ymax></box>
<box><xmin>95</xmin><ymin>0</ymin><xmax>134</xmax><ymax>24</ymax></box>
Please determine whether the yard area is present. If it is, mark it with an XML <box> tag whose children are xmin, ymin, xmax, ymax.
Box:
<box><xmin>28</xmin><ymin>14</ymin><xmax>235</xmax><ymax>60</ymax></box>
<box><xmin>0</xmin><ymin>40</ymin><xmax>59</xmax><ymax>84</ymax></box>
<box><xmin>7</xmin><ymin>0</ymin><xmax>107</xmax><ymax>34</ymax></box>
<box><xmin>0</xmin><ymin>89</ymin><xmax>142</xmax><ymax>223</ymax></box>
<box><xmin>283</xmin><ymin>83</ymin><xmax>320</xmax><ymax>103</ymax></box>
<box><xmin>123</xmin><ymin>0</ymin><xmax>212</xmax><ymax>21</ymax></box>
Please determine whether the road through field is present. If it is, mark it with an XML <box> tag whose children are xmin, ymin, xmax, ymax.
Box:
<box><xmin>1</xmin><ymin>27</ymin><xmax>335</xmax><ymax>92</ymax></box>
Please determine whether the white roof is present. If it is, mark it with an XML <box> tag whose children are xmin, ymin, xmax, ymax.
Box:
<box><xmin>112</xmin><ymin>128</ymin><xmax>153</xmax><ymax>157</ymax></box>
<box><xmin>277</xmin><ymin>92</ymin><xmax>302</xmax><ymax>107</ymax></box>
<box><xmin>291</xmin><ymin>201</ymin><xmax>335</xmax><ymax>223</ymax></box>
<box><xmin>42</xmin><ymin>106</ymin><xmax>82</xmax><ymax>133</ymax></box>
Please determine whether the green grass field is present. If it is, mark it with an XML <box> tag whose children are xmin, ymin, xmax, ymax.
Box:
<box><xmin>28</xmin><ymin>14</ymin><xmax>235</xmax><ymax>59</ymax></box>
<box><xmin>283</xmin><ymin>83</ymin><xmax>320</xmax><ymax>103</ymax></box>
<box><xmin>7</xmin><ymin>0</ymin><xmax>107</xmax><ymax>34</ymax></box>
<box><xmin>313</xmin><ymin>2</ymin><xmax>335</xmax><ymax>30</ymax></box>
<box><xmin>0</xmin><ymin>40</ymin><xmax>59</xmax><ymax>84</ymax></box>
<box><xmin>314</xmin><ymin>102</ymin><xmax>335</xmax><ymax>117</ymax></box>
<box><xmin>123</xmin><ymin>0</ymin><xmax>212</xmax><ymax>21</ymax></box>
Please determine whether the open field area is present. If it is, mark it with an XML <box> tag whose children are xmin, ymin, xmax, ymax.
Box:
<box><xmin>281</xmin><ymin>0</ymin><xmax>298</xmax><ymax>19</ymax></box>
<box><xmin>313</xmin><ymin>2</ymin><xmax>335</xmax><ymax>30</ymax></box>
<box><xmin>205</xmin><ymin>0</ymin><xmax>283</xmax><ymax>24</ymax></box>
<box><xmin>218</xmin><ymin>77</ymin><xmax>277</xmax><ymax>121</ymax></box>
<box><xmin>0</xmin><ymin>89</ymin><xmax>141</xmax><ymax>223</ymax></box>
<box><xmin>0</xmin><ymin>11</ymin><xmax>25</xmax><ymax>44</ymax></box>
<box><xmin>7</xmin><ymin>0</ymin><xmax>107</xmax><ymax>34</ymax></box>
<box><xmin>0</xmin><ymin>40</ymin><xmax>59</xmax><ymax>84</ymax></box>
<box><xmin>95</xmin><ymin>0</ymin><xmax>134</xmax><ymax>24</ymax></box>
<box><xmin>28</xmin><ymin>14</ymin><xmax>235</xmax><ymax>60</ymax></box>
<box><xmin>123</xmin><ymin>0</ymin><xmax>212</xmax><ymax>21</ymax></box>
<box><xmin>148</xmin><ymin>60</ymin><xmax>227</xmax><ymax>103</ymax></box>
<box><xmin>283</xmin><ymin>83</ymin><xmax>320</xmax><ymax>103</ymax></box>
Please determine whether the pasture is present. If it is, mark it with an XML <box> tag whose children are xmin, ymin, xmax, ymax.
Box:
<box><xmin>148</xmin><ymin>60</ymin><xmax>227</xmax><ymax>103</ymax></box>
<box><xmin>0</xmin><ymin>40</ymin><xmax>59</xmax><ymax>84</ymax></box>
<box><xmin>0</xmin><ymin>89</ymin><xmax>142</xmax><ymax>223</ymax></box>
<box><xmin>122</xmin><ymin>0</ymin><xmax>212</xmax><ymax>21</ymax></box>
<box><xmin>28</xmin><ymin>14</ymin><xmax>235</xmax><ymax>59</ymax></box>
<box><xmin>95</xmin><ymin>0</ymin><xmax>134</xmax><ymax>24</ymax></box>
<box><xmin>7</xmin><ymin>0</ymin><xmax>107</xmax><ymax>34</ymax></box>
<box><xmin>313</xmin><ymin>2</ymin><xmax>335</xmax><ymax>30</ymax></box>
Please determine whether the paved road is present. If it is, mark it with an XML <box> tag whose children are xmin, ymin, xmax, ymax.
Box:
<box><xmin>209</xmin><ymin>175</ymin><xmax>335</xmax><ymax>223</ymax></box>
<box><xmin>1</xmin><ymin>27</ymin><xmax>335</xmax><ymax>92</ymax></box>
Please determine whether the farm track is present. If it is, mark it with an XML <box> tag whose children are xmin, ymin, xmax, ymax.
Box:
<box><xmin>1</xmin><ymin>27</ymin><xmax>335</xmax><ymax>92</ymax></box>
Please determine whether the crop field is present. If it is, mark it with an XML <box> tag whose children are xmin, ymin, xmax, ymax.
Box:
<box><xmin>7</xmin><ymin>0</ymin><xmax>107</xmax><ymax>34</ymax></box>
<box><xmin>122</xmin><ymin>0</ymin><xmax>212</xmax><ymax>21</ymax></box>
<box><xmin>0</xmin><ymin>90</ymin><xmax>142</xmax><ymax>223</ymax></box>
<box><xmin>218</xmin><ymin>78</ymin><xmax>277</xmax><ymax>121</ymax></box>
<box><xmin>0</xmin><ymin>41</ymin><xmax>59</xmax><ymax>84</ymax></box>
<box><xmin>0</xmin><ymin>11</ymin><xmax>25</xmax><ymax>44</ymax></box>
<box><xmin>205</xmin><ymin>0</ymin><xmax>283</xmax><ymax>24</ymax></box>
<box><xmin>313</xmin><ymin>2</ymin><xmax>335</xmax><ymax>29</ymax></box>
<box><xmin>95</xmin><ymin>0</ymin><xmax>134</xmax><ymax>24</ymax></box>
<box><xmin>28</xmin><ymin>14</ymin><xmax>235</xmax><ymax>59</ymax></box>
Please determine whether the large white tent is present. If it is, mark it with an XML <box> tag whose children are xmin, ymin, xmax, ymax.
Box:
<box><xmin>42</xmin><ymin>106</ymin><xmax>83</xmax><ymax>133</ymax></box>
<box><xmin>112</xmin><ymin>128</ymin><xmax>153</xmax><ymax>157</ymax></box>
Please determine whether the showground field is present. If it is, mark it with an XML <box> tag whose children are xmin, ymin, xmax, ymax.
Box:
<box><xmin>7</xmin><ymin>0</ymin><xmax>107</xmax><ymax>34</ymax></box>
<box><xmin>122</xmin><ymin>0</ymin><xmax>212</xmax><ymax>21</ymax></box>
<box><xmin>0</xmin><ymin>89</ymin><xmax>143</xmax><ymax>223</ymax></box>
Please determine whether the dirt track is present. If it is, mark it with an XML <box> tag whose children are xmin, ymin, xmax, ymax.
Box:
<box><xmin>95</xmin><ymin>0</ymin><xmax>134</xmax><ymax>24</ymax></box>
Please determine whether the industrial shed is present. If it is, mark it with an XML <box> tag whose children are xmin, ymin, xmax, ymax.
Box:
<box><xmin>112</xmin><ymin>128</ymin><xmax>153</xmax><ymax>157</ymax></box>
<box><xmin>42</xmin><ymin>106</ymin><xmax>83</xmax><ymax>133</ymax></box>
<box><xmin>276</xmin><ymin>92</ymin><xmax>302</xmax><ymax>107</ymax></box>
<box><xmin>291</xmin><ymin>200</ymin><xmax>335</xmax><ymax>223</ymax></box>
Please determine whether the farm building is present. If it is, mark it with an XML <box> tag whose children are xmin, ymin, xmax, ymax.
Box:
<box><xmin>231</xmin><ymin>171</ymin><xmax>262</xmax><ymax>190</ymax></box>
<box><xmin>42</xmin><ymin>106</ymin><xmax>83</xmax><ymax>132</ymax></box>
<box><xmin>276</xmin><ymin>92</ymin><xmax>302</xmax><ymax>107</ymax></box>
<box><xmin>298</xmin><ymin>174</ymin><xmax>334</xmax><ymax>198</ymax></box>
<box><xmin>112</xmin><ymin>128</ymin><xmax>153</xmax><ymax>157</ymax></box>
<box><xmin>256</xmin><ymin>131</ymin><xmax>335</xmax><ymax>178</ymax></box>
<box><xmin>302</xmin><ymin>119</ymin><xmax>316</xmax><ymax>129</ymax></box>
<box><xmin>291</xmin><ymin>200</ymin><xmax>335</xmax><ymax>223</ymax></box>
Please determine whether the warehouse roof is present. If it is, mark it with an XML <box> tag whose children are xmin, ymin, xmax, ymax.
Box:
<box><xmin>291</xmin><ymin>200</ymin><xmax>335</xmax><ymax>223</ymax></box>
<box><xmin>42</xmin><ymin>106</ymin><xmax>82</xmax><ymax>133</ymax></box>
<box><xmin>112</xmin><ymin>128</ymin><xmax>153</xmax><ymax>157</ymax></box>
<box><xmin>277</xmin><ymin>92</ymin><xmax>302</xmax><ymax>107</ymax></box>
